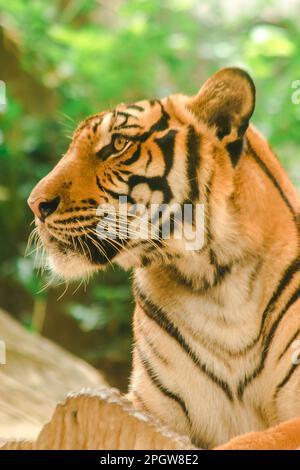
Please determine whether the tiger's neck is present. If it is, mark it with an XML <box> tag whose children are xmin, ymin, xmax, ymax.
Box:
<box><xmin>134</xmin><ymin>125</ymin><xmax>299</xmax><ymax>329</ymax></box>
<box><xmin>134</xmin><ymin>244</ymin><xmax>266</xmax><ymax>348</ymax></box>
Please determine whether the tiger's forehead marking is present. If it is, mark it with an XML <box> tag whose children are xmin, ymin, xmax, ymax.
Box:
<box><xmin>98</xmin><ymin>112</ymin><xmax>114</xmax><ymax>147</ymax></box>
<box><xmin>114</xmin><ymin>100</ymin><xmax>165</xmax><ymax>128</ymax></box>
<box><xmin>72</xmin><ymin>98</ymin><xmax>173</xmax><ymax>156</ymax></box>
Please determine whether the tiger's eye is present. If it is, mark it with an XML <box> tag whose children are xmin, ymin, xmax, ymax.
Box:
<box><xmin>113</xmin><ymin>136</ymin><xmax>128</xmax><ymax>152</ymax></box>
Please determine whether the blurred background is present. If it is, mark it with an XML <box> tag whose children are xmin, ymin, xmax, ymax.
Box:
<box><xmin>0</xmin><ymin>0</ymin><xmax>299</xmax><ymax>390</ymax></box>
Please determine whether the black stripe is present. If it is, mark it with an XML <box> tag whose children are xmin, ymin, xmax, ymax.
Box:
<box><xmin>167</xmin><ymin>264</ymin><xmax>197</xmax><ymax>290</ymax></box>
<box><xmin>277</xmin><ymin>328</ymin><xmax>300</xmax><ymax>362</ymax></box>
<box><xmin>135</xmin><ymin>287</ymin><xmax>233</xmax><ymax>401</ymax></box>
<box><xmin>148</xmin><ymin>101</ymin><xmax>170</xmax><ymax>134</ymax></box>
<box><xmin>108</xmin><ymin>109</ymin><xmax>117</xmax><ymax>132</ymax></box>
<box><xmin>236</xmin><ymin>257</ymin><xmax>300</xmax><ymax>356</ymax></box>
<box><xmin>274</xmin><ymin>363</ymin><xmax>299</xmax><ymax>398</ymax></box>
<box><xmin>115</xmin><ymin>167</ymin><xmax>131</xmax><ymax>175</ymax></box>
<box><xmin>141</xmin><ymin>256</ymin><xmax>152</xmax><ymax>267</ymax></box>
<box><xmin>96</xmin><ymin>176</ymin><xmax>135</xmax><ymax>204</ymax></box>
<box><xmin>247</xmin><ymin>140</ymin><xmax>296</xmax><ymax>220</ymax></box>
<box><xmin>209</xmin><ymin>249</ymin><xmax>232</xmax><ymax>286</ymax></box>
<box><xmin>93</xmin><ymin>122</ymin><xmax>99</xmax><ymax>133</ymax></box>
<box><xmin>203</xmin><ymin>168</ymin><xmax>214</xmax><ymax>245</ymax></box>
<box><xmin>60</xmin><ymin>205</ymin><xmax>96</xmax><ymax>214</ymax></box>
<box><xmin>49</xmin><ymin>223</ymin><xmax>97</xmax><ymax>233</ymax></box>
<box><xmin>186</xmin><ymin>126</ymin><xmax>200</xmax><ymax>201</ymax></box>
<box><xmin>112</xmin><ymin>170</ymin><xmax>127</xmax><ymax>183</ymax></box>
<box><xmin>238</xmin><ymin>285</ymin><xmax>300</xmax><ymax>399</ymax></box>
<box><xmin>126</xmin><ymin>104</ymin><xmax>145</xmax><ymax>112</ymax></box>
<box><xmin>258</xmin><ymin>258</ymin><xmax>300</xmax><ymax>339</ymax></box>
<box><xmin>138</xmin><ymin>319</ymin><xmax>169</xmax><ymax>365</ymax></box>
<box><xmin>105</xmin><ymin>172</ymin><xmax>114</xmax><ymax>185</ymax></box>
<box><xmin>116</xmin><ymin>124</ymin><xmax>143</xmax><ymax>130</ymax></box>
<box><xmin>126</xmin><ymin>102</ymin><xmax>169</xmax><ymax>144</ymax></box>
<box><xmin>154</xmin><ymin>129</ymin><xmax>177</xmax><ymax>176</ymax></box>
<box><xmin>96</xmin><ymin>141</ymin><xmax>116</xmax><ymax>161</ymax></box>
<box><xmin>145</xmin><ymin>149</ymin><xmax>153</xmax><ymax>171</ymax></box>
<box><xmin>226</xmin><ymin>139</ymin><xmax>244</xmax><ymax>167</ymax></box>
<box><xmin>116</xmin><ymin>111</ymin><xmax>136</xmax><ymax>121</ymax></box>
<box><xmin>74</xmin><ymin>233</ymin><xmax>122</xmax><ymax>264</ymax></box>
<box><xmin>81</xmin><ymin>198</ymin><xmax>97</xmax><ymax>205</ymax></box>
<box><xmin>167</xmin><ymin>263</ymin><xmax>210</xmax><ymax>291</ymax></box>
<box><xmin>136</xmin><ymin>345</ymin><xmax>191</xmax><ymax>424</ymax></box>
<box><xmin>131</xmin><ymin>391</ymin><xmax>151</xmax><ymax>413</ymax></box>
<box><xmin>123</xmin><ymin>146</ymin><xmax>141</xmax><ymax>166</ymax></box>
<box><xmin>166</xmin><ymin>251</ymin><xmax>231</xmax><ymax>293</ymax></box>
<box><xmin>246</xmin><ymin>258</ymin><xmax>264</xmax><ymax>301</ymax></box>
<box><xmin>53</xmin><ymin>214</ymin><xmax>94</xmax><ymax>225</ymax></box>
<box><xmin>109</xmin><ymin>101</ymin><xmax>170</xmax><ymax>146</ymax></box>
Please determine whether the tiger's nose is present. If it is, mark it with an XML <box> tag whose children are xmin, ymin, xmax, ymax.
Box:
<box><xmin>27</xmin><ymin>196</ymin><xmax>61</xmax><ymax>222</ymax></box>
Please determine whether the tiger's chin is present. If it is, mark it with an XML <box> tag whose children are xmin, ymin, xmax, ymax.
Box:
<box><xmin>37</xmin><ymin>226</ymin><xmax>107</xmax><ymax>281</ymax></box>
<box><xmin>38</xmin><ymin>227</ymin><xmax>141</xmax><ymax>281</ymax></box>
<box><xmin>47</xmin><ymin>250</ymin><xmax>101</xmax><ymax>281</ymax></box>
<box><xmin>46</xmin><ymin>246</ymin><xmax>143</xmax><ymax>280</ymax></box>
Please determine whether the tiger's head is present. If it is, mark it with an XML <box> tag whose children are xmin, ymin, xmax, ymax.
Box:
<box><xmin>28</xmin><ymin>67</ymin><xmax>255</xmax><ymax>280</ymax></box>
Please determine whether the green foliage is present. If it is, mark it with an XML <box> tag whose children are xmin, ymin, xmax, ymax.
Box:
<box><xmin>0</xmin><ymin>0</ymin><xmax>299</xmax><ymax>385</ymax></box>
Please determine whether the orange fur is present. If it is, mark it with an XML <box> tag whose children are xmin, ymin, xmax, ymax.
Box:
<box><xmin>215</xmin><ymin>416</ymin><xmax>300</xmax><ymax>450</ymax></box>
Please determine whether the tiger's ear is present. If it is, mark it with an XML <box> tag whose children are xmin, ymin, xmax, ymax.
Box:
<box><xmin>189</xmin><ymin>67</ymin><xmax>256</xmax><ymax>166</ymax></box>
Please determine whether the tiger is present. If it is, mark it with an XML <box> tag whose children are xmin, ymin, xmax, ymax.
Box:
<box><xmin>27</xmin><ymin>67</ymin><xmax>300</xmax><ymax>449</ymax></box>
